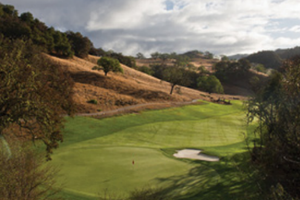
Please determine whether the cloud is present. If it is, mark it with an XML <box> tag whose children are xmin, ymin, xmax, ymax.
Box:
<box><xmin>290</xmin><ymin>25</ymin><xmax>300</xmax><ymax>33</ymax></box>
<box><xmin>2</xmin><ymin>0</ymin><xmax>300</xmax><ymax>56</ymax></box>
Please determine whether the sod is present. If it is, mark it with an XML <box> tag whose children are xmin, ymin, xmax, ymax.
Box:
<box><xmin>49</xmin><ymin>101</ymin><xmax>256</xmax><ymax>199</ymax></box>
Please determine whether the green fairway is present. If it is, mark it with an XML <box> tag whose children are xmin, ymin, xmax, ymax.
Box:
<box><xmin>49</xmin><ymin>100</ymin><xmax>256</xmax><ymax>199</ymax></box>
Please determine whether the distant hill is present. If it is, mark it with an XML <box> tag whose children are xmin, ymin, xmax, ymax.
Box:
<box><xmin>245</xmin><ymin>51</ymin><xmax>283</xmax><ymax>69</ymax></box>
<box><xmin>228</xmin><ymin>54</ymin><xmax>249</xmax><ymax>60</ymax></box>
<box><xmin>233</xmin><ymin>46</ymin><xmax>300</xmax><ymax>70</ymax></box>
<box><xmin>275</xmin><ymin>46</ymin><xmax>300</xmax><ymax>59</ymax></box>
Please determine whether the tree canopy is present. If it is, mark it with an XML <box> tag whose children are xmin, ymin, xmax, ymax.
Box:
<box><xmin>214</xmin><ymin>59</ymin><xmax>251</xmax><ymax>81</ymax></box>
<box><xmin>0</xmin><ymin>3</ymin><xmax>76</xmax><ymax>58</ymax></box>
<box><xmin>0</xmin><ymin>38</ymin><xmax>75</xmax><ymax>160</ymax></box>
<box><xmin>197</xmin><ymin>75</ymin><xmax>223</xmax><ymax>94</ymax></box>
<box><xmin>93</xmin><ymin>56</ymin><xmax>123</xmax><ymax>76</ymax></box>
<box><xmin>162</xmin><ymin>66</ymin><xmax>190</xmax><ymax>94</ymax></box>
<box><xmin>66</xmin><ymin>31</ymin><xmax>92</xmax><ymax>58</ymax></box>
<box><xmin>247</xmin><ymin>56</ymin><xmax>300</xmax><ymax>198</ymax></box>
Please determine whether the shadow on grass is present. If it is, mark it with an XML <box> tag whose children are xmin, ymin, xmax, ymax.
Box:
<box><xmin>151</xmin><ymin>152</ymin><xmax>262</xmax><ymax>200</ymax></box>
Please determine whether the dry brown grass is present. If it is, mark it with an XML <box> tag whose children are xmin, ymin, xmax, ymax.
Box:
<box><xmin>45</xmin><ymin>54</ymin><xmax>246</xmax><ymax>113</ymax></box>
<box><xmin>136</xmin><ymin>57</ymin><xmax>218</xmax><ymax>73</ymax></box>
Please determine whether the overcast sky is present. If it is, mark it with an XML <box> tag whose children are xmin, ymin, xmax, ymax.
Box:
<box><xmin>2</xmin><ymin>0</ymin><xmax>300</xmax><ymax>57</ymax></box>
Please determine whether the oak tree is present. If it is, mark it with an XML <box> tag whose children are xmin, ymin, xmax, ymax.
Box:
<box><xmin>93</xmin><ymin>56</ymin><xmax>123</xmax><ymax>76</ymax></box>
<box><xmin>0</xmin><ymin>38</ymin><xmax>75</xmax><ymax>160</ymax></box>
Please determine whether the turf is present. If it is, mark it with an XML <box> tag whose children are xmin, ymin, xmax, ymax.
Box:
<box><xmin>49</xmin><ymin>100</ymin><xmax>257</xmax><ymax>199</ymax></box>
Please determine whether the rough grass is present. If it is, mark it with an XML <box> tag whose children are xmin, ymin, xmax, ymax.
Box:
<box><xmin>49</xmin><ymin>100</ymin><xmax>259</xmax><ymax>199</ymax></box>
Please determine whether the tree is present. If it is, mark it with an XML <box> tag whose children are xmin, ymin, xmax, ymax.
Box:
<box><xmin>110</xmin><ymin>52</ymin><xmax>136</xmax><ymax>68</ymax></box>
<box><xmin>204</xmin><ymin>51</ymin><xmax>213</xmax><ymax>59</ymax></box>
<box><xmin>221</xmin><ymin>55</ymin><xmax>229</xmax><ymax>61</ymax></box>
<box><xmin>93</xmin><ymin>56</ymin><xmax>123</xmax><ymax>76</ymax></box>
<box><xmin>174</xmin><ymin>55</ymin><xmax>190</xmax><ymax>67</ymax></box>
<box><xmin>0</xmin><ymin>38</ymin><xmax>75</xmax><ymax>160</ymax></box>
<box><xmin>238</xmin><ymin>58</ymin><xmax>251</xmax><ymax>73</ymax></box>
<box><xmin>0</xmin><ymin>136</ymin><xmax>61</xmax><ymax>200</ymax></box>
<box><xmin>159</xmin><ymin>53</ymin><xmax>169</xmax><ymax>63</ymax></box>
<box><xmin>0</xmin><ymin>4</ymin><xmax>75</xmax><ymax>58</ymax></box>
<box><xmin>197</xmin><ymin>75</ymin><xmax>224</xmax><ymax>94</ymax></box>
<box><xmin>162</xmin><ymin>66</ymin><xmax>190</xmax><ymax>94</ymax></box>
<box><xmin>214</xmin><ymin>60</ymin><xmax>230</xmax><ymax>81</ymax></box>
<box><xmin>214</xmin><ymin>59</ymin><xmax>251</xmax><ymax>81</ymax></box>
<box><xmin>89</xmin><ymin>47</ymin><xmax>107</xmax><ymax>56</ymax></box>
<box><xmin>51</xmin><ymin>30</ymin><xmax>73</xmax><ymax>58</ymax></box>
<box><xmin>151</xmin><ymin>52</ymin><xmax>160</xmax><ymax>59</ymax></box>
<box><xmin>136</xmin><ymin>52</ymin><xmax>145</xmax><ymax>59</ymax></box>
<box><xmin>66</xmin><ymin>31</ymin><xmax>92</xmax><ymax>58</ymax></box>
<box><xmin>138</xmin><ymin>66</ymin><xmax>154</xmax><ymax>75</ymax></box>
<box><xmin>254</xmin><ymin>64</ymin><xmax>266</xmax><ymax>73</ymax></box>
<box><xmin>20</xmin><ymin>12</ymin><xmax>34</xmax><ymax>23</ymax></box>
<box><xmin>247</xmin><ymin>56</ymin><xmax>300</xmax><ymax>198</ymax></box>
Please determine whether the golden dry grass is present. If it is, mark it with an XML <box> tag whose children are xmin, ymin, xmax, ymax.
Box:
<box><xmin>136</xmin><ymin>57</ymin><xmax>218</xmax><ymax>72</ymax></box>
<box><xmin>45</xmin><ymin>54</ymin><xmax>246</xmax><ymax>113</ymax></box>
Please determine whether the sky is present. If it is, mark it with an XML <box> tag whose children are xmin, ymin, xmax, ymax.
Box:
<box><xmin>2</xmin><ymin>0</ymin><xmax>300</xmax><ymax>57</ymax></box>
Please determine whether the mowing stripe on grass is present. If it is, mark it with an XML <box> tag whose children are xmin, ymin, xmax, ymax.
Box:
<box><xmin>50</xmin><ymin>101</ymin><xmax>252</xmax><ymax>199</ymax></box>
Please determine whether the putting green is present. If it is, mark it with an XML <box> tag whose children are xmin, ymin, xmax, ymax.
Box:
<box><xmin>50</xmin><ymin>101</ymin><xmax>250</xmax><ymax>199</ymax></box>
<box><xmin>69</xmin><ymin>113</ymin><xmax>245</xmax><ymax>149</ymax></box>
<box><xmin>51</xmin><ymin>146</ymin><xmax>217</xmax><ymax>198</ymax></box>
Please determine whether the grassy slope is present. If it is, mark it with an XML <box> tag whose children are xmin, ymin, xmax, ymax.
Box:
<box><xmin>47</xmin><ymin>54</ymin><xmax>246</xmax><ymax>114</ymax></box>
<box><xmin>49</xmin><ymin>100</ymin><xmax>258</xmax><ymax>199</ymax></box>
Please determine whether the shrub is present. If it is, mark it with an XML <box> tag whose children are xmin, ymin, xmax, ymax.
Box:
<box><xmin>138</xmin><ymin>65</ymin><xmax>154</xmax><ymax>75</ymax></box>
<box><xmin>87</xmin><ymin>99</ymin><xmax>98</xmax><ymax>104</ymax></box>
<box><xmin>0</xmin><ymin>136</ymin><xmax>61</xmax><ymax>200</ymax></box>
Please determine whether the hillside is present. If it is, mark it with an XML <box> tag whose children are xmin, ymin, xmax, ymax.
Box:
<box><xmin>245</xmin><ymin>50</ymin><xmax>283</xmax><ymax>69</ymax></box>
<box><xmin>136</xmin><ymin>55</ymin><xmax>218</xmax><ymax>73</ymax></box>
<box><xmin>221</xmin><ymin>70</ymin><xmax>268</xmax><ymax>96</ymax></box>
<box><xmin>45</xmin><ymin>54</ymin><xmax>244</xmax><ymax>114</ymax></box>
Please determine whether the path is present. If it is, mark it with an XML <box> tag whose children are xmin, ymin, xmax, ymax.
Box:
<box><xmin>75</xmin><ymin>99</ymin><xmax>200</xmax><ymax>117</ymax></box>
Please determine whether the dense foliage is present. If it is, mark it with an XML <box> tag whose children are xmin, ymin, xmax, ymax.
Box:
<box><xmin>0</xmin><ymin>137</ymin><xmax>60</xmax><ymax>200</ymax></box>
<box><xmin>147</xmin><ymin>52</ymin><xmax>222</xmax><ymax>94</ymax></box>
<box><xmin>0</xmin><ymin>38</ymin><xmax>75</xmax><ymax>160</ymax></box>
<box><xmin>214</xmin><ymin>59</ymin><xmax>251</xmax><ymax>81</ymax></box>
<box><xmin>276</xmin><ymin>46</ymin><xmax>300</xmax><ymax>60</ymax></box>
<box><xmin>90</xmin><ymin>48</ymin><xmax>137</xmax><ymax>68</ymax></box>
<box><xmin>247</xmin><ymin>56</ymin><xmax>300</xmax><ymax>199</ymax></box>
<box><xmin>197</xmin><ymin>75</ymin><xmax>224</xmax><ymax>94</ymax></box>
<box><xmin>0</xmin><ymin>3</ymin><xmax>99</xmax><ymax>58</ymax></box>
<box><xmin>245</xmin><ymin>51</ymin><xmax>282</xmax><ymax>69</ymax></box>
<box><xmin>66</xmin><ymin>31</ymin><xmax>92</xmax><ymax>58</ymax></box>
<box><xmin>110</xmin><ymin>52</ymin><xmax>136</xmax><ymax>69</ymax></box>
<box><xmin>0</xmin><ymin>3</ymin><xmax>76</xmax><ymax>58</ymax></box>
<box><xmin>161</xmin><ymin>66</ymin><xmax>191</xmax><ymax>94</ymax></box>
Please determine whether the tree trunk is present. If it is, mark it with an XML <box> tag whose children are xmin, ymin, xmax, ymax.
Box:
<box><xmin>0</xmin><ymin>134</ymin><xmax>12</xmax><ymax>160</ymax></box>
<box><xmin>170</xmin><ymin>84</ymin><xmax>176</xmax><ymax>94</ymax></box>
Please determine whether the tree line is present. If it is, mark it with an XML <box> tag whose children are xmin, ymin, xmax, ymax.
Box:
<box><xmin>0</xmin><ymin>3</ymin><xmax>92</xmax><ymax>58</ymax></box>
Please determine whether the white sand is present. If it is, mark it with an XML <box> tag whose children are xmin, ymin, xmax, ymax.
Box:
<box><xmin>173</xmin><ymin>149</ymin><xmax>219</xmax><ymax>162</ymax></box>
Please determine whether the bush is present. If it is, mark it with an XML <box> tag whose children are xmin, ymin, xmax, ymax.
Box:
<box><xmin>138</xmin><ymin>65</ymin><xmax>154</xmax><ymax>75</ymax></box>
<box><xmin>197</xmin><ymin>75</ymin><xmax>224</xmax><ymax>94</ymax></box>
<box><xmin>87</xmin><ymin>99</ymin><xmax>98</xmax><ymax>104</ymax></box>
<box><xmin>0</xmin><ymin>136</ymin><xmax>61</xmax><ymax>200</ymax></box>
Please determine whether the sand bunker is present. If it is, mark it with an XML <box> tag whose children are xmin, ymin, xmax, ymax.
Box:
<box><xmin>173</xmin><ymin>149</ymin><xmax>219</xmax><ymax>162</ymax></box>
